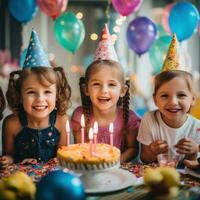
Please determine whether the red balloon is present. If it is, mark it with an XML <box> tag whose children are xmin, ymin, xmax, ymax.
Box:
<box><xmin>112</xmin><ymin>0</ymin><xmax>143</xmax><ymax>16</ymax></box>
<box><xmin>37</xmin><ymin>0</ymin><xmax>68</xmax><ymax>20</ymax></box>
<box><xmin>161</xmin><ymin>3</ymin><xmax>174</xmax><ymax>34</ymax></box>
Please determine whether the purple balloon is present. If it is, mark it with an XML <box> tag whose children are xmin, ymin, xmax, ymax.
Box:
<box><xmin>127</xmin><ymin>16</ymin><xmax>157</xmax><ymax>56</ymax></box>
<box><xmin>112</xmin><ymin>0</ymin><xmax>143</xmax><ymax>16</ymax></box>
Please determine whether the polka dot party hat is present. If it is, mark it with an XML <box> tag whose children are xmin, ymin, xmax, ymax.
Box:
<box><xmin>23</xmin><ymin>29</ymin><xmax>50</xmax><ymax>69</ymax></box>
<box><xmin>161</xmin><ymin>34</ymin><xmax>187</xmax><ymax>72</ymax></box>
<box><xmin>94</xmin><ymin>24</ymin><xmax>119</xmax><ymax>62</ymax></box>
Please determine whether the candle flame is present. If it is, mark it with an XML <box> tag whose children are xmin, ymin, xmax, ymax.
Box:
<box><xmin>88</xmin><ymin>128</ymin><xmax>94</xmax><ymax>140</ymax></box>
<box><xmin>93</xmin><ymin>121</ymin><xmax>98</xmax><ymax>134</ymax></box>
<box><xmin>66</xmin><ymin>120</ymin><xmax>70</xmax><ymax>133</ymax></box>
<box><xmin>109</xmin><ymin>122</ymin><xmax>114</xmax><ymax>134</ymax></box>
<box><xmin>81</xmin><ymin>114</ymin><xmax>85</xmax><ymax>127</ymax></box>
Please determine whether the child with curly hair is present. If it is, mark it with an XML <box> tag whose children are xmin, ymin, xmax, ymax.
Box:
<box><xmin>0</xmin><ymin>30</ymin><xmax>71</xmax><ymax>168</ymax></box>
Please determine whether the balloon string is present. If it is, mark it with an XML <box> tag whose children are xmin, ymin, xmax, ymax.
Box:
<box><xmin>105</xmin><ymin>0</ymin><xmax>111</xmax><ymax>25</ymax></box>
<box><xmin>66</xmin><ymin>52</ymin><xmax>74</xmax><ymax>72</ymax></box>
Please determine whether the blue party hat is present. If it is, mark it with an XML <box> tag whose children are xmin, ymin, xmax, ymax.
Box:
<box><xmin>23</xmin><ymin>29</ymin><xmax>50</xmax><ymax>68</ymax></box>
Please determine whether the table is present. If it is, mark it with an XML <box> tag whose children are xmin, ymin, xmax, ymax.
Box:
<box><xmin>1</xmin><ymin>159</ymin><xmax>200</xmax><ymax>200</ymax></box>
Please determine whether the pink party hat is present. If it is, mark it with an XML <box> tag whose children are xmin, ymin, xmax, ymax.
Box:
<box><xmin>94</xmin><ymin>24</ymin><xmax>119</xmax><ymax>62</ymax></box>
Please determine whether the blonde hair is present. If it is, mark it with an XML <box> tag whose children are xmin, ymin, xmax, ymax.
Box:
<box><xmin>154</xmin><ymin>70</ymin><xmax>194</xmax><ymax>96</ymax></box>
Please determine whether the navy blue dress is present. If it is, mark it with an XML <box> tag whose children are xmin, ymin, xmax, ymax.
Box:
<box><xmin>14</xmin><ymin>109</ymin><xmax>60</xmax><ymax>163</ymax></box>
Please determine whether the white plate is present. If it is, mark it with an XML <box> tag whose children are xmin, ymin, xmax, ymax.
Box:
<box><xmin>79</xmin><ymin>168</ymin><xmax>142</xmax><ymax>194</ymax></box>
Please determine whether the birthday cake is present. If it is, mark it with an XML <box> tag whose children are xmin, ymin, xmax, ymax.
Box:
<box><xmin>57</xmin><ymin>143</ymin><xmax>120</xmax><ymax>171</ymax></box>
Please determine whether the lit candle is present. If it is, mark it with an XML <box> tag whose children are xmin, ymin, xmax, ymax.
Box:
<box><xmin>81</xmin><ymin>114</ymin><xmax>85</xmax><ymax>144</ymax></box>
<box><xmin>109</xmin><ymin>122</ymin><xmax>114</xmax><ymax>146</ymax></box>
<box><xmin>88</xmin><ymin>128</ymin><xmax>94</xmax><ymax>156</ymax></box>
<box><xmin>93</xmin><ymin>121</ymin><xmax>98</xmax><ymax>152</ymax></box>
<box><xmin>66</xmin><ymin>120</ymin><xmax>70</xmax><ymax>146</ymax></box>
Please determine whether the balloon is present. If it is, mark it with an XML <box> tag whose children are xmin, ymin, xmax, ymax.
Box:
<box><xmin>198</xmin><ymin>20</ymin><xmax>200</xmax><ymax>36</ymax></box>
<box><xmin>83</xmin><ymin>54</ymin><xmax>93</xmax><ymax>69</ymax></box>
<box><xmin>37</xmin><ymin>0</ymin><xmax>68</xmax><ymax>20</ymax></box>
<box><xmin>169</xmin><ymin>2</ymin><xmax>200</xmax><ymax>41</ymax></box>
<box><xmin>36</xmin><ymin>170</ymin><xmax>85</xmax><ymax>200</ymax></box>
<box><xmin>161</xmin><ymin>3</ymin><xmax>174</xmax><ymax>34</ymax></box>
<box><xmin>149</xmin><ymin>35</ymin><xmax>172</xmax><ymax>74</ymax></box>
<box><xmin>127</xmin><ymin>16</ymin><xmax>157</xmax><ymax>56</ymax></box>
<box><xmin>20</xmin><ymin>48</ymin><xmax>28</xmax><ymax>68</ymax></box>
<box><xmin>157</xmin><ymin>24</ymin><xmax>168</xmax><ymax>37</ymax></box>
<box><xmin>112</xmin><ymin>0</ymin><xmax>143</xmax><ymax>16</ymax></box>
<box><xmin>54</xmin><ymin>12</ymin><xmax>85</xmax><ymax>53</ymax></box>
<box><xmin>8</xmin><ymin>0</ymin><xmax>38</xmax><ymax>23</ymax></box>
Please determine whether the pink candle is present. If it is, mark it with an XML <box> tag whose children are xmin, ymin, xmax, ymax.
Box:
<box><xmin>88</xmin><ymin>128</ymin><xmax>94</xmax><ymax>156</ymax></box>
<box><xmin>66</xmin><ymin>120</ymin><xmax>70</xmax><ymax>146</ymax></box>
<box><xmin>109</xmin><ymin>122</ymin><xmax>114</xmax><ymax>146</ymax></box>
<box><xmin>93</xmin><ymin>121</ymin><xmax>98</xmax><ymax>152</ymax></box>
<box><xmin>81</xmin><ymin>114</ymin><xmax>85</xmax><ymax>144</ymax></box>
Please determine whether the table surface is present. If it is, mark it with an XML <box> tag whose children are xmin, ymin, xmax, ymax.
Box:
<box><xmin>1</xmin><ymin>159</ymin><xmax>200</xmax><ymax>200</ymax></box>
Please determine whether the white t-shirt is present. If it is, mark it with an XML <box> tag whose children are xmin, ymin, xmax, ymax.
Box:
<box><xmin>137</xmin><ymin>110</ymin><xmax>200</xmax><ymax>154</ymax></box>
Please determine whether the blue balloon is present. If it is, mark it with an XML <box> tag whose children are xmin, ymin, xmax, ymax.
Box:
<box><xmin>36</xmin><ymin>170</ymin><xmax>85</xmax><ymax>200</ymax></box>
<box><xmin>127</xmin><ymin>16</ymin><xmax>157</xmax><ymax>56</ymax></box>
<box><xmin>8</xmin><ymin>0</ymin><xmax>38</xmax><ymax>23</ymax></box>
<box><xmin>169</xmin><ymin>2</ymin><xmax>199</xmax><ymax>41</ymax></box>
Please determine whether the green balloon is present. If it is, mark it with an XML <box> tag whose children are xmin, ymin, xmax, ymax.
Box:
<box><xmin>149</xmin><ymin>35</ymin><xmax>172</xmax><ymax>74</ymax></box>
<box><xmin>54</xmin><ymin>12</ymin><xmax>85</xmax><ymax>53</ymax></box>
<box><xmin>157</xmin><ymin>24</ymin><xmax>168</xmax><ymax>37</ymax></box>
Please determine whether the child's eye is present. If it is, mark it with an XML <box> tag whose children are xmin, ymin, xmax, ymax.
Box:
<box><xmin>109</xmin><ymin>83</ymin><xmax>117</xmax><ymax>87</ymax></box>
<box><xmin>160</xmin><ymin>94</ymin><xmax>168</xmax><ymax>98</ymax></box>
<box><xmin>178</xmin><ymin>93</ymin><xmax>187</xmax><ymax>98</ymax></box>
<box><xmin>45</xmin><ymin>90</ymin><xmax>52</xmax><ymax>94</ymax></box>
<box><xmin>92</xmin><ymin>82</ymin><xmax>100</xmax><ymax>86</ymax></box>
<box><xmin>27</xmin><ymin>91</ymin><xmax>35</xmax><ymax>94</ymax></box>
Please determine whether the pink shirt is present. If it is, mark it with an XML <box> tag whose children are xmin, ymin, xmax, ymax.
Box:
<box><xmin>71</xmin><ymin>106</ymin><xmax>141</xmax><ymax>150</ymax></box>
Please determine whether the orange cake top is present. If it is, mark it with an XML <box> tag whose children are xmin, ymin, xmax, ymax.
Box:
<box><xmin>57</xmin><ymin>143</ymin><xmax>120</xmax><ymax>164</ymax></box>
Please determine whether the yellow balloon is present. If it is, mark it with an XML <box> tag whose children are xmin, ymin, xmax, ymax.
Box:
<box><xmin>191</xmin><ymin>98</ymin><xmax>200</xmax><ymax>119</ymax></box>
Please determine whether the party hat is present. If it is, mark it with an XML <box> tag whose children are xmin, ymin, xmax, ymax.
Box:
<box><xmin>94</xmin><ymin>24</ymin><xmax>119</xmax><ymax>62</ymax></box>
<box><xmin>161</xmin><ymin>34</ymin><xmax>180</xmax><ymax>71</ymax></box>
<box><xmin>23</xmin><ymin>29</ymin><xmax>50</xmax><ymax>69</ymax></box>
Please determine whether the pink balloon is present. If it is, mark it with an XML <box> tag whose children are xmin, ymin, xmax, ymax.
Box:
<box><xmin>112</xmin><ymin>0</ymin><xmax>143</xmax><ymax>16</ymax></box>
<box><xmin>37</xmin><ymin>0</ymin><xmax>68</xmax><ymax>20</ymax></box>
<box><xmin>161</xmin><ymin>3</ymin><xmax>174</xmax><ymax>34</ymax></box>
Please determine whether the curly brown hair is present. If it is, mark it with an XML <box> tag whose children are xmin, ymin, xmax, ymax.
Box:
<box><xmin>6</xmin><ymin>67</ymin><xmax>71</xmax><ymax>115</ymax></box>
<box><xmin>0</xmin><ymin>87</ymin><xmax>6</xmax><ymax>120</ymax></box>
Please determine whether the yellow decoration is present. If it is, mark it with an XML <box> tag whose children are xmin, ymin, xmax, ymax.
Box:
<box><xmin>161</xmin><ymin>34</ymin><xmax>180</xmax><ymax>72</ymax></box>
<box><xmin>191</xmin><ymin>98</ymin><xmax>200</xmax><ymax>119</ymax></box>
<box><xmin>144</xmin><ymin>166</ymin><xmax>180</xmax><ymax>199</ymax></box>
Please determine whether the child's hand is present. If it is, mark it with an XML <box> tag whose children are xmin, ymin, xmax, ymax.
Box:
<box><xmin>150</xmin><ymin>140</ymin><xmax>168</xmax><ymax>155</ymax></box>
<box><xmin>0</xmin><ymin>155</ymin><xmax>14</xmax><ymax>169</ymax></box>
<box><xmin>175</xmin><ymin>138</ymin><xmax>199</xmax><ymax>156</ymax></box>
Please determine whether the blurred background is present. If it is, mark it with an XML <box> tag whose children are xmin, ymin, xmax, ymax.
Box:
<box><xmin>0</xmin><ymin>0</ymin><xmax>200</xmax><ymax>119</ymax></box>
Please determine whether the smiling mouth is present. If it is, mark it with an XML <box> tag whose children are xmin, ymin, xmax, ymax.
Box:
<box><xmin>166</xmin><ymin>108</ymin><xmax>182</xmax><ymax>113</ymax></box>
<box><xmin>98</xmin><ymin>97</ymin><xmax>111</xmax><ymax>103</ymax></box>
<box><xmin>33</xmin><ymin>106</ymin><xmax>48</xmax><ymax>111</ymax></box>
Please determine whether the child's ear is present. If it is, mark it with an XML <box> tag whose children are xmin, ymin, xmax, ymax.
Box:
<box><xmin>120</xmin><ymin>85</ymin><xmax>128</xmax><ymax>97</ymax></box>
<box><xmin>191</xmin><ymin>94</ymin><xmax>196</xmax><ymax>106</ymax></box>
<box><xmin>153</xmin><ymin>94</ymin><xmax>157</xmax><ymax>106</ymax></box>
<box><xmin>81</xmin><ymin>84</ymin><xmax>89</xmax><ymax>96</ymax></box>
